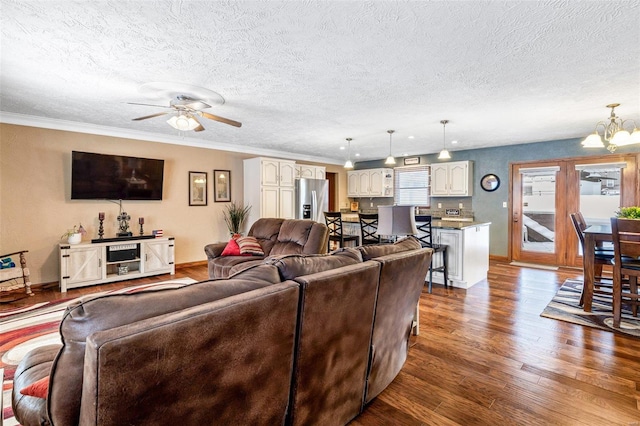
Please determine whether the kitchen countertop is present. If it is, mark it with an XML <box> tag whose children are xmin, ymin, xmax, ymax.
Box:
<box><xmin>341</xmin><ymin>213</ymin><xmax>490</xmax><ymax>230</ymax></box>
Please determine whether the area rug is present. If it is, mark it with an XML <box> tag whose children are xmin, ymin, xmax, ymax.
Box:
<box><xmin>541</xmin><ymin>279</ymin><xmax>640</xmax><ymax>337</ymax></box>
<box><xmin>1</xmin><ymin>278</ymin><xmax>197</xmax><ymax>425</ymax></box>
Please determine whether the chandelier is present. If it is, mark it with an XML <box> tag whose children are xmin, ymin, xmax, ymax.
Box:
<box><xmin>581</xmin><ymin>103</ymin><xmax>640</xmax><ymax>153</ymax></box>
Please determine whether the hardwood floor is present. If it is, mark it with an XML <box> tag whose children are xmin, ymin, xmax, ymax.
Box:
<box><xmin>3</xmin><ymin>260</ymin><xmax>640</xmax><ymax>424</ymax></box>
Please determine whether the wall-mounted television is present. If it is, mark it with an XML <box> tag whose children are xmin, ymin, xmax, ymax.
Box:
<box><xmin>71</xmin><ymin>151</ymin><xmax>164</xmax><ymax>200</ymax></box>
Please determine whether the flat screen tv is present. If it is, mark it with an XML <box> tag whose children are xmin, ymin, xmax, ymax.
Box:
<box><xmin>71</xmin><ymin>151</ymin><xmax>164</xmax><ymax>200</ymax></box>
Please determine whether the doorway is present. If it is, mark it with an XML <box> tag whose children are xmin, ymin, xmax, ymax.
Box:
<box><xmin>510</xmin><ymin>154</ymin><xmax>638</xmax><ymax>267</ymax></box>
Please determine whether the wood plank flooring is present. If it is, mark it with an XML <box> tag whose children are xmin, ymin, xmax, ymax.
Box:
<box><xmin>3</xmin><ymin>261</ymin><xmax>640</xmax><ymax>425</ymax></box>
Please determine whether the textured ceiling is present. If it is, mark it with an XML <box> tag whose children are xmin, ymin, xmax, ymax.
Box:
<box><xmin>1</xmin><ymin>0</ymin><xmax>639</xmax><ymax>164</ymax></box>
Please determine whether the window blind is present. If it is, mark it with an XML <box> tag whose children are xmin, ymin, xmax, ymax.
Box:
<box><xmin>393</xmin><ymin>165</ymin><xmax>431</xmax><ymax>207</ymax></box>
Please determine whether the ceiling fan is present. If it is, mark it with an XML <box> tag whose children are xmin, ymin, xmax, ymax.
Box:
<box><xmin>130</xmin><ymin>95</ymin><xmax>242</xmax><ymax>132</ymax></box>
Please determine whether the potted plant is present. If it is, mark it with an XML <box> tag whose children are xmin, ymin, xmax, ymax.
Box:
<box><xmin>616</xmin><ymin>206</ymin><xmax>640</xmax><ymax>219</ymax></box>
<box><xmin>223</xmin><ymin>202</ymin><xmax>251</xmax><ymax>238</ymax></box>
<box><xmin>61</xmin><ymin>224</ymin><xmax>87</xmax><ymax>244</ymax></box>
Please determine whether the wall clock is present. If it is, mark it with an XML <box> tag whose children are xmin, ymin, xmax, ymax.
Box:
<box><xmin>480</xmin><ymin>174</ymin><xmax>500</xmax><ymax>192</ymax></box>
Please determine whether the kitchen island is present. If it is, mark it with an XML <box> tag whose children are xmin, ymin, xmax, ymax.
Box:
<box><xmin>417</xmin><ymin>219</ymin><xmax>491</xmax><ymax>289</ymax></box>
<box><xmin>342</xmin><ymin>213</ymin><xmax>490</xmax><ymax>289</ymax></box>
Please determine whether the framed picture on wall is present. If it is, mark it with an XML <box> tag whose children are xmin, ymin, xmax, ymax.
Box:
<box><xmin>189</xmin><ymin>171</ymin><xmax>208</xmax><ymax>206</ymax></box>
<box><xmin>214</xmin><ymin>170</ymin><xmax>231</xmax><ymax>202</ymax></box>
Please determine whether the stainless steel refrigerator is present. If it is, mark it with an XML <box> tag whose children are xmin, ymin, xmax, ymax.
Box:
<box><xmin>295</xmin><ymin>178</ymin><xmax>328</xmax><ymax>223</ymax></box>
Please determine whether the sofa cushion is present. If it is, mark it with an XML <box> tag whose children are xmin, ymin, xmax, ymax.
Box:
<box><xmin>228</xmin><ymin>262</ymin><xmax>282</xmax><ymax>283</ymax></box>
<box><xmin>20</xmin><ymin>376</ymin><xmax>49</xmax><ymax>398</ymax></box>
<box><xmin>270</xmin><ymin>220</ymin><xmax>316</xmax><ymax>255</ymax></box>
<box><xmin>221</xmin><ymin>239</ymin><xmax>243</xmax><ymax>256</ymax></box>
<box><xmin>356</xmin><ymin>236</ymin><xmax>421</xmax><ymax>261</ymax></box>
<box><xmin>210</xmin><ymin>255</ymin><xmax>267</xmax><ymax>278</ymax></box>
<box><xmin>237</xmin><ymin>236</ymin><xmax>265</xmax><ymax>255</ymax></box>
<box><xmin>248</xmin><ymin>218</ymin><xmax>285</xmax><ymax>254</ymax></box>
<box><xmin>269</xmin><ymin>247</ymin><xmax>362</xmax><ymax>281</ymax></box>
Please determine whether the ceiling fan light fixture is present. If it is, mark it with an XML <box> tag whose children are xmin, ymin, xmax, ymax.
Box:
<box><xmin>167</xmin><ymin>114</ymin><xmax>200</xmax><ymax>131</ymax></box>
<box><xmin>438</xmin><ymin>119</ymin><xmax>451</xmax><ymax>160</ymax></box>
<box><xmin>344</xmin><ymin>138</ymin><xmax>354</xmax><ymax>169</ymax></box>
<box><xmin>385</xmin><ymin>130</ymin><xmax>396</xmax><ymax>165</ymax></box>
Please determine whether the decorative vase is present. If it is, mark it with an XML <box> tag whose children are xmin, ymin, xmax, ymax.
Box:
<box><xmin>67</xmin><ymin>233</ymin><xmax>82</xmax><ymax>244</ymax></box>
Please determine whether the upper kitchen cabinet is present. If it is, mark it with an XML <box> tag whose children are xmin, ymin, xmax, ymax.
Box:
<box><xmin>261</xmin><ymin>158</ymin><xmax>296</xmax><ymax>187</ymax></box>
<box><xmin>296</xmin><ymin>164</ymin><xmax>326</xmax><ymax>180</ymax></box>
<box><xmin>431</xmin><ymin>161</ymin><xmax>474</xmax><ymax>197</ymax></box>
<box><xmin>347</xmin><ymin>168</ymin><xmax>394</xmax><ymax>197</ymax></box>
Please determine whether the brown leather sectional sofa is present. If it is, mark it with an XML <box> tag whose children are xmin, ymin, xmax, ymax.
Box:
<box><xmin>205</xmin><ymin>218</ymin><xmax>330</xmax><ymax>279</ymax></box>
<box><xmin>12</xmin><ymin>237</ymin><xmax>432</xmax><ymax>426</ymax></box>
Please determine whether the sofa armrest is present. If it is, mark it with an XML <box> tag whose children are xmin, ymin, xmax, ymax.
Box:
<box><xmin>204</xmin><ymin>242</ymin><xmax>228</xmax><ymax>259</ymax></box>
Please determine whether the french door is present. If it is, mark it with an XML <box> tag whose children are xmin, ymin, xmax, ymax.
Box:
<box><xmin>510</xmin><ymin>154</ymin><xmax>638</xmax><ymax>267</ymax></box>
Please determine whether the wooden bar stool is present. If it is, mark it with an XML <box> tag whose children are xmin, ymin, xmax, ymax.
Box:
<box><xmin>415</xmin><ymin>215</ymin><xmax>448</xmax><ymax>293</ymax></box>
<box><xmin>324</xmin><ymin>212</ymin><xmax>360</xmax><ymax>251</ymax></box>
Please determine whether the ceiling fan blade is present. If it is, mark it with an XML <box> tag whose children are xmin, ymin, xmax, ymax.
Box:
<box><xmin>192</xmin><ymin>115</ymin><xmax>205</xmax><ymax>132</ymax></box>
<box><xmin>132</xmin><ymin>112</ymin><xmax>169</xmax><ymax>121</ymax></box>
<box><xmin>127</xmin><ymin>102</ymin><xmax>172</xmax><ymax>108</ymax></box>
<box><xmin>200</xmin><ymin>111</ymin><xmax>242</xmax><ymax>128</ymax></box>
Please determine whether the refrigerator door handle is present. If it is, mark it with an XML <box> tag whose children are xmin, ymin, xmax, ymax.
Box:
<box><xmin>311</xmin><ymin>190</ymin><xmax>317</xmax><ymax>221</ymax></box>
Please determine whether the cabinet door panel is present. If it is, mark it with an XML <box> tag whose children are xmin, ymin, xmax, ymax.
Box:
<box><xmin>279</xmin><ymin>162</ymin><xmax>296</xmax><ymax>187</ymax></box>
<box><xmin>369</xmin><ymin>170</ymin><xmax>383</xmax><ymax>196</ymax></box>
<box><xmin>144</xmin><ymin>241</ymin><xmax>174</xmax><ymax>273</ymax></box>
<box><xmin>358</xmin><ymin>171</ymin><xmax>370</xmax><ymax>196</ymax></box>
<box><xmin>431</xmin><ymin>165</ymin><xmax>449</xmax><ymax>195</ymax></box>
<box><xmin>315</xmin><ymin>167</ymin><xmax>326</xmax><ymax>179</ymax></box>
<box><xmin>448</xmin><ymin>163</ymin><xmax>468</xmax><ymax>195</ymax></box>
<box><xmin>62</xmin><ymin>246</ymin><xmax>103</xmax><ymax>284</ymax></box>
<box><xmin>438</xmin><ymin>230</ymin><xmax>461</xmax><ymax>280</ymax></box>
<box><xmin>261</xmin><ymin>160</ymin><xmax>280</xmax><ymax>186</ymax></box>
<box><xmin>261</xmin><ymin>187</ymin><xmax>280</xmax><ymax>218</ymax></box>
<box><xmin>347</xmin><ymin>171</ymin><xmax>359</xmax><ymax>196</ymax></box>
<box><xmin>279</xmin><ymin>187</ymin><xmax>296</xmax><ymax>219</ymax></box>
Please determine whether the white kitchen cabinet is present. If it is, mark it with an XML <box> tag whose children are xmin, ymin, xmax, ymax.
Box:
<box><xmin>296</xmin><ymin>164</ymin><xmax>326</xmax><ymax>180</ymax></box>
<box><xmin>347</xmin><ymin>168</ymin><xmax>394</xmax><ymax>197</ymax></box>
<box><xmin>59</xmin><ymin>237</ymin><xmax>175</xmax><ymax>292</ymax></box>
<box><xmin>431</xmin><ymin>161</ymin><xmax>473</xmax><ymax>196</ymax></box>
<box><xmin>415</xmin><ymin>221</ymin><xmax>489</xmax><ymax>289</ymax></box>
<box><xmin>245</xmin><ymin>157</ymin><xmax>297</xmax><ymax>226</ymax></box>
<box><xmin>261</xmin><ymin>158</ymin><xmax>296</xmax><ymax>187</ymax></box>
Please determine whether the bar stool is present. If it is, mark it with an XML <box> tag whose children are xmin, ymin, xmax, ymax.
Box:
<box><xmin>324</xmin><ymin>212</ymin><xmax>360</xmax><ymax>251</ymax></box>
<box><xmin>415</xmin><ymin>215</ymin><xmax>448</xmax><ymax>293</ymax></box>
<box><xmin>358</xmin><ymin>213</ymin><xmax>381</xmax><ymax>245</ymax></box>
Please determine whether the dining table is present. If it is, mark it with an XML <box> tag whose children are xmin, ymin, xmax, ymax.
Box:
<box><xmin>582</xmin><ymin>224</ymin><xmax>613</xmax><ymax>312</ymax></box>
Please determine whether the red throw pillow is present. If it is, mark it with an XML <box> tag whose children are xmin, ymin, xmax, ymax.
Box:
<box><xmin>236</xmin><ymin>236</ymin><xmax>265</xmax><ymax>256</ymax></box>
<box><xmin>20</xmin><ymin>375</ymin><xmax>50</xmax><ymax>399</ymax></box>
<box><xmin>221</xmin><ymin>239</ymin><xmax>242</xmax><ymax>256</ymax></box>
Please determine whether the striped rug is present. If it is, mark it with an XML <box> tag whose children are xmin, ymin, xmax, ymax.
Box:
<box><xmin>1</xmin><ymin>278</ymin><xmax>196</xmax><ymax>425</ymax></box>
<box><xmin>541</xmin><ymin>278</ymin><xmax>640</xmax><ymax>338</ymax></box>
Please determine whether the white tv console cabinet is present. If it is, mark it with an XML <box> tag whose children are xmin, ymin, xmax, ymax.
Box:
<box><xmin>59</xmin><ymin>236</ymin><xmax>175</xmax><ymax>292</ymax></box>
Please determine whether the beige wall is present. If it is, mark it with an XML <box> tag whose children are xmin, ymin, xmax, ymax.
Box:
<box><xmin>1</xmin><ymin>123</ymin><xmax>347</xmax><ymax>285</ymax></box>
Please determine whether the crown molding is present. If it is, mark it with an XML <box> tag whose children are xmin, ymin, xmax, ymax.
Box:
<box><xmin>0</xmin><ymin>112</ymin><xmax>342</xmax><ymax>165</ymax></box>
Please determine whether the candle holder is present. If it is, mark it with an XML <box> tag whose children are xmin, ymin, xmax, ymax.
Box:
<box><xmin>98</xmin><ymin>212</ymin><xmax>105</xmax><ymax>239</ymax></box>
<box><xmin>139</xmin><ymin>217</ymin><xmax>144</xmax><ymax>235</ymax></box>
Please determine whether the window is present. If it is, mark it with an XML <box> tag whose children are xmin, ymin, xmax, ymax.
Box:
<box><xmin>393</xmin><ymin>165</ymin><xmax>430</xmax><ymax>207</ymax></box>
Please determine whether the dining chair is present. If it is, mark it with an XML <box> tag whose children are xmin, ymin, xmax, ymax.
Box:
<box><xmin>610</xmin><ymin>217</ymin><xmax>640</xmax><ymax>328</ymax></box>
<box><xmin>358</xmin><ymin>213</ymin><xmax>381</xmax><ymax>245</ymax></box>
<box><xmin>569</xmin><ymin>212</ymin><xmax>615</xmax><ymax>306</ymax></box>
<box><xmin>415</xmin><ymin>215</ymin><xmax>448</xmax><ymax>293</ymax></box>
<box><xmin>324</xmin><ymin>212</ymin><xmax>360</xmax><ymax>251</ymax></box>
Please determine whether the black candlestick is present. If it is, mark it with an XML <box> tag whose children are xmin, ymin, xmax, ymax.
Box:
<box><xmin>98</xmin><ymin>213</ymin><xmax>104</xmax><ymax>239</ymax></box>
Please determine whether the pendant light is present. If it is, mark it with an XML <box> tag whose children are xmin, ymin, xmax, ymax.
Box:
<box><xmin>438</xmin><ymin>120</ymin><xmax>451</xmax><ymax>160</ymax></box>
<box><xmin>344</xmin><ymin>138</ymin><xmax>354</xmax><ymax>169</ymax></box>
<box><xmin>385</xmin><ymin>130</ymin><xmax>396</xmax><ymax>165</ymax></box>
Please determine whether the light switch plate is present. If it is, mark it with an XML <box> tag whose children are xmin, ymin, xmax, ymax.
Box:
<box><xmin>503</xmin><ymin>202</ymin><xmax>507</xmax><ymax>208</ymax></box>
<box><xmin>438</xmin><ymin>203</ymin><xmax>442</xmax><ymax>209</ymax></box>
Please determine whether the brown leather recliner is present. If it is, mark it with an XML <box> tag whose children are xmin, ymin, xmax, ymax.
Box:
<box><xmin>204</xmin><ymin>218</ymin><xmax>329</xmax><ymax>279</ymax></box>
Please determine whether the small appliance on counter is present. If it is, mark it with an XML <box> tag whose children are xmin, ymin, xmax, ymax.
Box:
<box><xmin>350</xmin><ymin>201</ymin><xmax>359</xmax><ymax>212</ymax></box>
